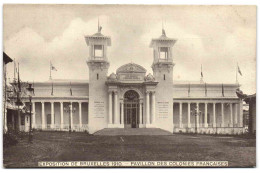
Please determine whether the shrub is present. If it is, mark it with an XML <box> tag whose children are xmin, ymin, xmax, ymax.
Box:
<box><xmin>3</xmin><ymin>132</ymin><xmax>18</xmax><ymax>148</ymax></box>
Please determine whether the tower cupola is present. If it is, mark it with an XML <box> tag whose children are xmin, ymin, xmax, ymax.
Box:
<box><xmin>85</xmin><ymin>22</ymin><xmax>111</xmax><ymax>62</ymax></box>
<box><xmin>150</xmin><ymin>29</ymin><xmax>177</xmax><ymax>65</ymax></box>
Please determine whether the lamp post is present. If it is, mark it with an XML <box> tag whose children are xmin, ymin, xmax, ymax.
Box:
<box><xmin>64</xmin><ymin>103</ymin><xmax>76</xmax><ymax>133</ymax></box>
<box><xmin>15</xmin><ymin>92</ymin><xmax>23</xmax><ymax>132</ymax></box>
<box><xmin>26</xmin><ymin>83</ymin><xmax>34</xmax><ymax>143</ymax></box>
<box><xmin>191</xmin><ymin>105</ymin><xmax>201</xmax><ymax>134</ymax></box>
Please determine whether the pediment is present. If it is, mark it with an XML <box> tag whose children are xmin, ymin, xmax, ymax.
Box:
<box><xmin>116</xmin><ymin>63</ymin><xmax>147</xmax><ymax>74</ymax></box>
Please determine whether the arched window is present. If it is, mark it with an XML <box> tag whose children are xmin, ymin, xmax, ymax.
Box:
<box><xmin>124</xmin><ymin>90</ymin><xmax>139</xmax><ymax>101</ymax></box>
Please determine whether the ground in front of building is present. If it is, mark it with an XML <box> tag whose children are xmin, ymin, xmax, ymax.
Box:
<box><xmin>3</xmin><ymin>129</ymin><xmax>255</xmax><ymax>168</ymax></box>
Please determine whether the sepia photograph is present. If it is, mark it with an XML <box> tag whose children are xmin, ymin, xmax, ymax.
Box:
<box><xmin>2</xmin><ymin>4</ymin><xmax>256</xmax><ymax>168</ymax></box>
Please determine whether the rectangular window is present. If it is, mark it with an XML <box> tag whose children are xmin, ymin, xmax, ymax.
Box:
<box><xmin>21</xmin><ymin>115</ymin><xmax>25</xmax><ymax>125</ymax></box>
<box><xmin>159</xmin><ymin>47</ymin><xmax>168</xmax><ymax>60</ymax></box>
<box><xmin>94</xmin><ymin>45</ymin><xmax>103</xmax><ymax>58</ymax></box>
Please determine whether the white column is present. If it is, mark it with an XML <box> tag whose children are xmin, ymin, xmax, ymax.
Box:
<box><xmin>230</xmin><ymin>103</ymin><xmax>233</xmax><ymax>127</ymax></box>
<box><xmin>121</xmin><ymin>102</ymin><xmax>124</xmax><ymax>125</ymax></box>
<box><xmin>234</xmin><ymin>103</ymin><xmax>238</xmax><ymax>126</ymax></box>
<box><xmin>18</xmin><ymin>107</ymin><xmax>21</xmax><ymax>131</ymax></box>
<box><xmin>221</xmin><ymin>103</ymin><xmax>225</xmax><ymax>127</ymax></box>
<box><xmin>51</xmin><ymin>102</ymin><xmax>54</xmax><ymax>129</ymax></box>
<box><xmin>151</xmin><ymin>91</ymin><xmax>156</xmax><ymax>124</ymax></box>
<box><xmin>79</xmin><ymin>102</ymin><xmax>82</xmax><ymax>128</ymax></box>
<box><xmin>12</xmin><ymin>112</ymin><xmax>15</xmax><ymax>129</ymax></box>
<box><xmin>239</xmin><ymin>100</ymin><xmax>243</xmax><ymax>127</ymax></box>
<box><xmin>173</xmin><ymin>102</ymin><xmax>174</xmax><ymax>128</ymax></box>
<box><xmin>114</xmin><ymin>92</ymin><xmax>119</xmax><ymax>124</ymax></box>
<box><xmin>139</xmin><ymin>102</ymin><xmax>142</xmax><ymax>125</ymax></box>
<box><xmin>187</xmin><ymin>102</ymin><xmax>191</xmax><ymax>128</ymax></box>
<box><xmin>32</xmin><ymin>102</ymin><xmax>36</xmax><ymax>128</ymax></box>
<box><xmin>146</xmin><ymin>91</ymin><xmax>150</xmax><ymax>124</ymax></box>
<box><xmin>4</xmin><ymin>107</ymin><xmax>7</xmax><ymax>132</ymax></box>
<box><xmin>196</xmin><ymin>103</ymin><xmax>200</xmax><ymax>128</ymax></box>
<box><xmin>213</xmin><ymin>103</ymin><xmax>216</xmax><ymax>127</ymax></box>
<box><xmin>60</xmin><ymin>102</ymin><xmax>64</xmax><ymax>129</ymax></box>
<box><xmin>179</xmin><ymin>102</ymin><xmax>183</xmax><ymax>128</ymax></box>
<box><xmin>108</xmin><ymin>91</ymin><xmax>112</xmax><ymax>124</ymax></box>
<box><xmin>41</xmin><ymin>102</ymin><xmax>45</xmax><ymax>129</ymax></box>
<box><xmin>70</xmin><ymin>102</ymin><xmax>73</xmax><ymax>129</ymax></box>
<box><xmin>204</xmin><ymin>103</ymin><xmax>208</xmax><ymax>127</ymax></box>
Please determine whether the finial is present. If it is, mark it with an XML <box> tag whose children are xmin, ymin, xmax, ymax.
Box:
<box><xmin>162</xmin><ymin>20</ymin><xmax>166</xmax><ymax>36</ymax></box>
<box><xmin>98</xmin><ymin>17</ymin><xmax>102</xmax><ymax>33</ymax></box>
<box><xmin>98</xmin><ymin>17</ymin><xmax>99</xmax><ymax>32</ymax></box>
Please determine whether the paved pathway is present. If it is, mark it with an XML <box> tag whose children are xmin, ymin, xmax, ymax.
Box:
<box><xmin>93</xmin><ymin>128</ymin><xmax>173</xmax><ymax>136</ymax></box>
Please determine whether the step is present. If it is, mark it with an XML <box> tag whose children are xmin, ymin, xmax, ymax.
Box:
<box><xmin>93</xmin><ymin>128</ymin><xmax>173</xmax><ymax>136</ymax></box>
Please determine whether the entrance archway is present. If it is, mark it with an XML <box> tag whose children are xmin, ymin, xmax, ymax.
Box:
<box><xmin>124</xmin><ymin>90</ymin><xmax>140</xmax><ymax>128</ymax></box>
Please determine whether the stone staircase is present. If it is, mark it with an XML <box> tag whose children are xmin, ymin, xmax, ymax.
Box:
<box><xmin>93</xmin><ymin>128</ymin><xmax>173</xmax><ymax>136</ymax></box>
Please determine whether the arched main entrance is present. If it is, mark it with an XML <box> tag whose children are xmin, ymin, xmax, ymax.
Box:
<box><xmin>124</xmin><ymin>90</ymin><xmax>140</xmax><ymax>128</ymax></box>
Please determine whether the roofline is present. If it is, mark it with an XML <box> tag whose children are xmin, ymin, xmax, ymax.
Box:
<box><xmin>3</xmin><ymin>52</ymin><xmax>13</xmax><ymax>64</ymax></box>
<box><xmin>31</xmin><ymin>81</ymin><xmax>89</xmax><ymax>86</ymax></box>
<box><xmin>173</xmin><ymin>97</ymin><xmax>239</xmax><ymax>100</ymax></box>
<box><xmin>173</xmin><ymin>83</ymin><xmax>240</xmax><ymax>87</ymax></box>
<box><xmin>149</xmin><ymin>38</ymin><xmax>177</xmax><ymax>47</ymax></box>
<box><xmin>84</xmin><ymin>35</ymin><xmax>111</xmax><ymax>46</ymax></box>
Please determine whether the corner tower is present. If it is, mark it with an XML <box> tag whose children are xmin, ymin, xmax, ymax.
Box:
<box><xmin>85</xmin><ymin>24</ymin><xmax>111</xmax><ymax>134</ymax></box>
<box><xmin>150</xmin><ymin>29</ymin><xmax>177</xmax><ymax>133</ymax></box>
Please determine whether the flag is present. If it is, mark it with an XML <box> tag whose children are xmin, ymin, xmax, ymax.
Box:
<box><xmin>205</xmin><ymin>83</ymin><xmax>207</xmax><ymax>96</ymax></box>
<box><xmin>70</xmin><ymin>82</ymin><xmax>73</xmax><ymax>96</ymax></box>
<box><xmin>238</xmin><ymin>65</ymin><xmax>242</xmax><ymax>76</ymax></box>
<box><xmin>222</xmin><ymin>84</ymin><xmax>224</xmax><ymax>97</ymax></box>
<box><xmin>201</xmin><ymin>64</ymin><xmax>203</xmax><ymax>78</ymax></box>
<box><xmin>51</xmin><ymin>82</ymin><xmax>54</xmax><ymax>96</ymax></box>
<box><xmin>51</xmin><ymin>62</ymin><xmax>57</xmax><ymax>71</ymax></box>
<box><xmin>17</xmin><ymin>63</ymin><xmax>21</xmax><ymax>92</ymax></box>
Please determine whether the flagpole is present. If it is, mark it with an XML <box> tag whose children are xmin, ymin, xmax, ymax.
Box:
<box><xmin>236</xmin><ymin>63</ymin><xmax>238</xmax><ymax>84</ymax></box>
<box><xmin>13</xmin><ymin>58</ymin><xmax>16</xmax><ymax>82</ymax></box>
<box><xmin>70</xmin><ymin>82</ymin><xmax>73</xmax><ymax>96</ymax></box>
<box><xmin>188</xmin><ymin>83</ymin><xmax>190</xmax><ymax>97</ymax></box>
<box><xmin>17</xmin><ymin>63</ymin><xmax>21</xmax><ymax>92</ymax></box>
<box><xmin>49</xmin><ymin>61</ymin><xmax>52</xmax><ymax>80</ymax></box>
<box><xmin>200</xmin><ymin>64</ymin><xmax>203</xmax><ymax>83</ymax></box>
<box><xmin>51</xmin><ymin>82</ymin><xmax>53</xmax><ymax>96</ymax></box>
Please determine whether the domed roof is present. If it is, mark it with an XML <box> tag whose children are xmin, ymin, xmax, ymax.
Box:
<box><xmin>108</xmin><ymin>73</ymin><xmax>117</xmax><ymax>81</ymax></box>
<box><xmin>145</xmin><ymin>73</ymin><xmax>155</xmax><ymax>82</ymax></box>
<box><xmin>116</xmin><ymin>63</ymin><xmax>147</xmax><ymax>74</ymax></box>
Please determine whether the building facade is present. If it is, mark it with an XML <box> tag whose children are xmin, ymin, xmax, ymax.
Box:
<box><xmin>7</xmin><ymin>29</ymin><xmax>245</xmax><ymax>134</ymax></box>
<box><xmin>3</xmin><ymin>52</ymin><xmax>13</xmax><ymax>133</ymax></box>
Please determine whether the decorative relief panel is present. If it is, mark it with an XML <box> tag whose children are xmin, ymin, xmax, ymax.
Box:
<box><xmin>116</xmin><ymin>63</ymin><xmax>147</xmax><ymax>82</ymax></box>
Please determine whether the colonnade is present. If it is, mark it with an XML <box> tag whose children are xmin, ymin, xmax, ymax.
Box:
<box><xmin>174</xmin><ymin>101</ymin><xmax>243</xmax><ymax>128</ymax></box>
<box><xmin>26</xmin><ymin>101</ymin><xmax>87</xmax><ymax>130</ymax></box>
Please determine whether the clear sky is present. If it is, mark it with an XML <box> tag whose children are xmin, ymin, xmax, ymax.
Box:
<box><xmin>3</xmin><ymin>5</ymin><xmax>256</xmax><ymax>94</ymax></box>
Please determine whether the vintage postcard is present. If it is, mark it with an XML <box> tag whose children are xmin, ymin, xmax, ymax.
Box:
<box><xmin>2</xmin><ymin>4</ymin><xmax>256</xmax><ymax>168</ymax></box>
